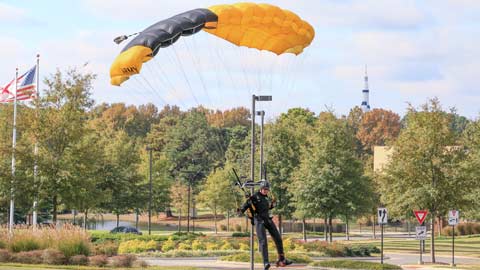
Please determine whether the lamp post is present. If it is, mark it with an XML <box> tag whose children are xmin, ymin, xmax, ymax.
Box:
<box><xmin>250</xmin><ymin>95</ymin><xmax>271</xmax><ymax>270</ymax></box>
<box><xmin>256</xmin><ymin>110</ymin><xmax>265</xmax><ymax>179</ymax></box>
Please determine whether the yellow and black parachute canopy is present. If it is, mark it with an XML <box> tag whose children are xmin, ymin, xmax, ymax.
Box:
<box><xmin>110</xmin><ymin>3</ymin><xmax>315</xmax><ymax>86</ymax></box>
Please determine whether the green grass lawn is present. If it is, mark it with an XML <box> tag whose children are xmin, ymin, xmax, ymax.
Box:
<box><xmin>351</xmin><ymin>235</ymin><xmax>480</xmax><ymax>257</ymax></box>
<box><xmin>0</xmin><ymin>264</ymin><xmax>207</xmax><ymax>270</ymax></box>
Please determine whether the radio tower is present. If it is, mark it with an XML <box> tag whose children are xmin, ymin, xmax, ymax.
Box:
<box><xmin>361</xmin><ymin>65</ymin><xmax>371</xmax><ymax>112</ymax></box>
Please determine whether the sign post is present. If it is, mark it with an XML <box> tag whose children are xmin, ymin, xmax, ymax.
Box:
<box><xmin>414</xmin><ymin>210</ymin><xmax>428</xmax><ymax>265</ymax></box>
<box><xmin>378</xmin><ymin>208</ymin><xmax>388</xmax><ymax>264</ymax></box>
<box><xmin>448</xmin><ymin>210</ymin><xmax>459</xmax><ymax>267</ymax></box>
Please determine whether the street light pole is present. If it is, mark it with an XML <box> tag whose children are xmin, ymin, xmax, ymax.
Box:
<box><xmin>250</xmin><ymin>95</ymin><xmax>256</xmax><ymax>270</ymax></box>
<box><xmin>256</xmin><ymin>110</ymin><xmax>265</xmax><ymax>179</ymax></box>
<box><xmin>250</xmin><ymin>95</ymin><xmax>272</xmax><ymax>270</ymax></box>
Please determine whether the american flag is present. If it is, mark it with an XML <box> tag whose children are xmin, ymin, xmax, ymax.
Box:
<box><xmin>0</xmin><ymin>65</ymin><xmax>37</xmax><ymax>103</ymax></box>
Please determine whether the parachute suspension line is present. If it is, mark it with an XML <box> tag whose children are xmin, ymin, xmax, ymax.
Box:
<box><xmin>171</xmin><ymin>45</ymin><xmax>200</xmax><ymax>106</ymax></box>
<box><xmin>143</xmin><ymin>63</ymin><xmax>170</xmax><ymax>103</ymax></box>
<box><xmin>210</xmin><ymin>39</ymin><xmax>243</xmax><ymax>106</ymax></box>
<box><xmin>120</xmin><ymin>83</ymin><xmax>150</xmax><ymax>105</ymax></box>
<box><xmin>237</xmin><ymin>47</ymin><xmax>253</xmax><ymax>97</ymax></box>
<box><xmin>286</xmin><ymin>51</ymin><xmax>309</xmax><ymax>108</ymax></box>
<box><xmin>132</xmin><ymin>75</ymin><xmax>168</xmax><ymax>106</ymax></box>
<box><xmin>151</xmin><ymin>56</ymin><xmax>188</xmax><ymax>108</ymax></box>
<box><xmin>129</xmin><ymin>76</ymin><xmax>161</xmax><ymax>105</ymax></box>
<box><xmin>207</xmin><ymin>37</ymin><xmax>224</xmax><ymax>106</ymax></box>
<box><xmin>144</xmin><ymin>61</ymin><xmax>188</xmax><ymax>108</ymax></box>
<box><xmin>212</xmin><ymin>40</ymin><xmax>241</xmax><ymax>103</ymax></box>
<box><xmin>182</xmin><ymin>37</ymin><xmax>213</xmax><ymax>108</ymax></box>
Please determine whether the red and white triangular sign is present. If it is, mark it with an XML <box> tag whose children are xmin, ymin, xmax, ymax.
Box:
<box><xmin>414</xmin><ymin>210</ymin><xmax>428</xmax><ymax>224</ymax></box>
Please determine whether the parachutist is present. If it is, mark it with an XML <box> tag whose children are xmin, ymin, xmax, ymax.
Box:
<box><xmin>240</xmin><ymin>180</ymin><xmax>293</xmax><ymax>268</ymax></box>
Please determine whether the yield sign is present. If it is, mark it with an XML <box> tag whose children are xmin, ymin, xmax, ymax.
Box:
<box><xmin>414</xmin><ymin>210</ymin><xmax>428</xmax><ymax>224</ymax></box>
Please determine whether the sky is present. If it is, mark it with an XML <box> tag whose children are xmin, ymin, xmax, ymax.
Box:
<box><xmin>1</xmin><ymin>0</ymin><xmax>479</xmax><ymax>120</ymax></box>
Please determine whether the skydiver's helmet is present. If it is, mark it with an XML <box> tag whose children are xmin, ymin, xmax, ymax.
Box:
<box><xmin>259</xmin><ymin>179</ymin><xmax>270</xmax><ymax>190</ymax></box>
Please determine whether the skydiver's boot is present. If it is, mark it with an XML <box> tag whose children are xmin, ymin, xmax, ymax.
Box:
<box><xmin>276</xmin><ymin>254</ymin><xmax>293</xmax><ymax>267</ymax></box>
<box><xmin>264</xmin><ymin>263</ymin><xmax>271</xmax><ymax>270</ymax></box>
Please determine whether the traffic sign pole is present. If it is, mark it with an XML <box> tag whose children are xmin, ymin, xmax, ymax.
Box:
<box><xmin>452</xmin><ymin>225</ymin><xmax>455</xmax><ymax>267</ymax></box>
<box><xmin>381</xmin><ymin>224</ymin><xmax>384</xmax><ymax>264</ymax></box>
<box><xmin>419</xmin><ymin>239</ymin><xmax>423</xmax><ymax>264</ymax></box>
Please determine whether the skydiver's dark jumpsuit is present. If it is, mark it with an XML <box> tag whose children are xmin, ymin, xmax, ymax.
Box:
<box><xmin>241</xmin><ymin>191</ymin><xmax>284</xmax><ymax>265</ymax></box>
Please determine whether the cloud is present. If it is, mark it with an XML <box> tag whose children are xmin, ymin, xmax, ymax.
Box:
<box><xmin>0</xmin><ymin>2</ymin><xmax>27</xmax><ymax>23</ymax></box>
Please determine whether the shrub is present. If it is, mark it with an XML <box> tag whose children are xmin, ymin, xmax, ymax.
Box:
<box><xmin>324</xmin><ymin>243</ymin><xmax>346</xmax><ymax>257</ymax></box>
<box><xmin>220</xmin><ymin>224</ymin><xmax>228</xmax><ymax>231</ymax></box>
<box><xmin>0</xmin><ymin>240</ymin><xmax>6</xmax><ymax>249</ymax></box>
<box><xmin>111</xmin><ymin>254</ymin><xmax>137</xmax><ymax>267</ymax></box>
<box><xmin>94</xmin><ymin>240</ymin><xmax>118</xmax><ymax>256</ymax></box>
<box><xmin>283</xmin><ymin>238</ymin><xmax>296</xmax><ymax>251</ymax></box>
<box><xmin>220</xmin><ymin>252</ymin><xmax>312</xmax><ymax>263</ymax></box>
<box><xmin>220</xmin><ymin>240</ymin><xmax>233</xmax><ymax>250</ymax></box>
<box><xmin>234</xmin><ymin>224</ymin><xmax>242</xmax><ymax>232</ymax></box>
<box><xmin>12</xmin><ymin>250</ymin><xmax>43</xmax><ymax>264</ymax></box>
<box><xmin>118</xmin><ymin>239</ymin><xmax>157</xmax><ymax>254</ymax></box>
<box><xmin>442</xmin><ymin>223</ymin><xmax>480</xmax><ymax>236</ymax></box>
<box><xmin>88</xmin><ymin>255</ymin><xmax>108</xmax><ymax>267</ymax></box>
<box><xmin>294</xmin><ymin>243</ymin><xmax>308</xmax><ymax>252</ymax></box>
<box><xmin>177</xmin><ymin>241</ymin><xmax>192</xmax><ymax>250</ymax></box>
<box><xmin>161</xmin><ymin>237</ymin><xmax>176</xmax><ymax>252</ymax></box>
<box><xmin>57</xmin><ymin>237</ymin><xmax>91</xmax><ymax>258</ymax></box>
<box><xmin>42</xmin><ymin>249</ymin><xmax>66</xmax><ymax>265</ymax></box>
<box><xmin>311</xmin><ymin>259</ymin><xmax>401</xmax><ymax>269</ymax></box>
<box><xmin>239</xmin><ymin>243</ymin><xmax>249</xmax><ymax>251</ymax></box>
<box><xmin>0</xmin><ymin>249</ymin><xmax>11</xmax><ymax>262</ymax></box>
<box><xmin>205</xmin><ymin>242</ymin><xmax>220</xmax><ymax>250</ymax></box>
<box><xmin>232</xmin><ymin>232</ymin><xmax>249</xmax><ymax>237</ymax></box>
<box><xmin>70</xmin><ymin>254</ymin><xmax>88</xmax><ymax>265</ymax></box>
<box><xmin>192</xmin><ymin>239</ymin><xmax>206</xmax><ymax>250</ymax></box>
<box><xmin>8</xmin><ymin>234</ymin><xmax>41</xmax><ymax>252</ymax></box>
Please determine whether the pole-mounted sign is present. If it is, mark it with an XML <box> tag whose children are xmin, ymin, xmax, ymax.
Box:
<box><xmin>378</xmin><ymin>208</ymin><xmax>388</xmax><ymax>225</ymax></box>
<box><xmin>377</xmin><ymin>207</ymin><xmax>387</xmax><ymax>264</ymax></box>
<box><xmin>448</xmin><ymin>210</ymin><xmax>459</xmax><ymax>226</ymax></box>
<box><xmin>415</xmin><ymin>226</ymin><xmax>427</xmax><ymax>240</ymax></box>
<box><xmin>449</xmin><ymin>210</ymin><xmax>459</xmax><ymax>266</ymax></box>
<box><xmin>414</xmin><ymin>210</ymin><xmax>428</xmax><ymax>225</ymax></box>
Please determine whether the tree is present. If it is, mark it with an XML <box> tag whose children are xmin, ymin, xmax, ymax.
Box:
<box><xmin>99</xmin><ymin>130</ymin><xmax>144</xmax><ymax>227</ymax></box>
<box><xmin>379</xmin><ymin>98</ymin><xmax>473</xmax><ymax>262</ymax></box>
<box><xmin>36</xmin><ymin>68</ymin><xmax>95</xmax><ymax>223</ymax></box>
<box><xmin>460</xmin><ymin>118</ymin><xmax>480</xmax><ymax>219</ymax></box>
<box><xmin>292</xmin><ymin>113</ymin><xmax>370</xmax><ymax>242</ymax></box>
<box><xmin>62</xmin><ymin>131</ymin><xmax>107</xmax><ymax>229</ymax></box>
<box><xmin>197</xmin><ymin>166</ymin><xmax>238</xmax><ymax>233</ymax></box>
<box><xmin>266</xmin><ymin>108</ymin><xmax>316</xmax><ymax>232</ymax></box>
<box><xmin>162</xmin><ymin>109</ymin><xmax>225</xmax><ymax>231</ymax></box>
<box><xmin>356</xmin><ymin>108</ymin><xmax>401</xmax><ymax>155</ymax></box>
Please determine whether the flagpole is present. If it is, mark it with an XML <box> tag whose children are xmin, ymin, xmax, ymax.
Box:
<box><xmin>9</xmin><ymin>68</ymin><xmax>18</xmax><ymax>234</ymax></box>
<box><xmin>33</xmin><ymin>54</ymin><xmax>40</xmax><ymax>229</ymax></box>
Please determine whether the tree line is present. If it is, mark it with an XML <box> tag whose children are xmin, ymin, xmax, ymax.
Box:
<box><xmin>0</xmin><ymin>69</ymin><xmax>479</xmax><ymax>252</ymax></box>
